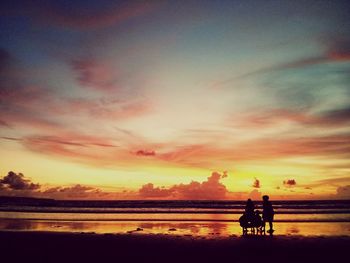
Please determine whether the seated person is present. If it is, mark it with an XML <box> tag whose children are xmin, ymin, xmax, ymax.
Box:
<box><xmin>253</xmin><ymin>210</ymin><xmax>263</xmax><ymax>228</ymax></box>
<box><xmin>245</xmin><ymin>198</ymin><xmax>255</xmax><ymax>222</ymax></box>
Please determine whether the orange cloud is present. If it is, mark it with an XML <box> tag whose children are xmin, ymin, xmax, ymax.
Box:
<box><xmin>139</xmin><ymin>172</ymin><xmax>229</xmax><ymax>200</ymax></box>
<box><xmin>252</xmin><ymin>178</ymin><xmax>261</xmax><ymax>188</ymax></box>
<box><xmin>248</xmin><ymin>189</ymin><xmax>262</xmax><ymax>200</ymax></box>
<box><xmin>43</xmin><ymin>184</ymin><xmax>105</xmax><ymax>199</ymax></box>
<box><xmin>283</xmin><ymin>179</ymin><xmax>297</xmax><ymax>187</ymax></box>
<box><xmin>335</xmin><ymin>185</ymin><xmax>350</xmax><ymax>199</ymax></box>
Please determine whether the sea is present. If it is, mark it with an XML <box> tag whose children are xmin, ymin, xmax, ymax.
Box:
<box><xmin>0</xmin><ymin>198</ymin><xmax>349</xmax><ymax>237</ymax></box>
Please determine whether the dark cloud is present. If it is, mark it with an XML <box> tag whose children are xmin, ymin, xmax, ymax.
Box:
<box><xmin>252</xmin><ymin>178</ymin><xmax>261</xmax><ymax>188</ymax></box>
<box><xmin>0</xmin><ymin>171</ymin><xmax>40</xmax><ymax>190</ymax></box>
<box><xmin>327</xmin><ymin>37</ymin><xmax>350</xmax><ymax>61</ymax></box>
<box><xmin>1</xmin><ymin>1</ymin><xmax>158</xmax><ymax>30</ymax></box>
<box><xmin>139</xmin><ymin>172</ymin><xmax>229</xmax><ymax>200</ymax></box>
<box><xmin>317</xmin><ymin>107</ymin><xmax>350</xmax><ymax>126</ymax></box>
<box><xmin>283</xmin><ymin>179</ymin><xmax>296</xmax><ymax>187</ymax></box>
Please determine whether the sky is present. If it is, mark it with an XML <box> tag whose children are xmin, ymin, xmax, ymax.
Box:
<box><xmin>0</xmin><ymin>0</ymin><xmax>350</xmax><ymax>200</ymax></box>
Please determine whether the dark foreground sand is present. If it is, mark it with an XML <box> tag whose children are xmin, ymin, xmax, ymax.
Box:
<box><xmin>1</xmin><ymin>231</ymin><xmax>349</xmax><ymax>263</ymax></box>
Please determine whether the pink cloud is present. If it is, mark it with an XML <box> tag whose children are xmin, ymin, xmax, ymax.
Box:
<box><xmin>0</xmin><ymin>119</ymin><xmax>11</xmax><ymax>127</ymax></box>
<box><xmin>0</xmin><ymin>84</ymin><xmax>67</xmax><ymax>131</ymax></box>
<box><xmin>135</xmin><ymin>150</ymin><xmax>156</xmax><ymax>157</ymax></box>
<box><xmin>20</xmin><ymin>133</ymin><xmax>122</xmax><ymax>167</ymax></box>
<box><xmin>63</xmin><ymin>97</ymin><xmax>152</xmax><ymax>120</ymax></box>
<box><xmin>16</xmin><ymin>130</ymin><xmax>350</xmax><ymax>169</ymax></box>
<box><xmin>71</xmin><ymin>58</ymin><xmax>119</xmax><ymax>91</ymax></box>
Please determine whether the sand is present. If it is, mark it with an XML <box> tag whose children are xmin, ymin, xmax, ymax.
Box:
<box><xmin>1</xmin><ymin>231</ymin><xmax>349</xmax><ymax>263</ymax></box>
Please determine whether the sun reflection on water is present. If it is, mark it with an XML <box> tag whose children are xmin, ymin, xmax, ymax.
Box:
<box><xmin>0</xmin><ymin>219</ymin><xmax>349</xmax><ymax>237</ymax></box>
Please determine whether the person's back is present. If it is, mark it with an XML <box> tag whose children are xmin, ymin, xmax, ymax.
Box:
<box><xmin>245</xmin><ymin>199</ymin><xmax>255</xmax><ymax>221</ymax></box>
<box><xmin>262</xmin><ymin>195</ymin><xmax>274</xmax><ymax>233</ymax></box>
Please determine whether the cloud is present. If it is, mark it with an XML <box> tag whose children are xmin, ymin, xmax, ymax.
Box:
<box><xmin>233</xmin><ymin>106</ymin><xmax>350</xmax><ymax>129</ymax></box>
<box><xmin>43</xmin><ymin>184</ymin><xmax>104</xmax><ymax>199</ymax></box>
<box><xmin>0</xmin><ymin>63</ymin><xmax>65</xmax><ymax>131</ymax></box>
<box><xmin>20</xmin><ymin>133</ymin><xmax>123</xmax><ymax>167</ymax></box>
<box><xmin>135</xmin><ymin>150</ymin><xmax>156</xmax><ymax>156</ymax></box>
<box><xmin>283</xmin><ymin>179</ymin><xmax>297</xmax><ymax>187</ymax></box>
<box><xmin>139</xmin><ymin>172</ymin><xmax>229</xmax><ymax>200</ymax></box>
<box><xmin>335</xmin><ymin>185</ymin><xmax>350</xmax><ymax>199</ymax></box>
<box><xmin>71</xmin><ymin>58</ymin><xmax>119</xmax><ymax>91</ymax></box>
<box><xmin>248</xmin><ymin>189</ymin><xmax>262</xmax><ymax>200</ymax></box>
<box><xmin>2</xmin><ymin>1</ymin><xmax>159</xmax><ymax>30</ymax></box>
<box><xmin>317</xmin><ymin>107</ymin><xmax>350</xmax><ymax>126</ymax></box>
<box><xmin>258</xmin><ymin>37</ymin><xmax>350</xmax><ymax>73</ymax></box>
<box><xmin>64</xmin><ymin>96</ymin><xmax>152</xmax><ymax>120</ymax></box>
<box><xmin>0</xmin><ymin>119</ymin><xmax>11</xmax><ymax>127</ymax></box>
<box><xmin>138</xmin><ymin>183</ymin><xmax>173</xmax><ymax>199</ymax></box>
<box><xmin>213</xmin><ymin>37</ymin><xmax>350</xmax><ymax>88</ymax></box>
<box><xmin>0</xmin><ymin>171</ymin><xmax>40</xmax><ymax>190</ymax></box>
<box><xmin>326</xmin><ymin>37</ymin><xmax>350</xmax><ymax>61</ymax></box>
<box><xmin>1</xmin><ymin>85</ymin><xmax>151</xmax><ymax>138</ymax></box>
<box><xmin>252</xmin><ymin>178</ymin><xmax>261</xmax><ymax>188</ymax></box>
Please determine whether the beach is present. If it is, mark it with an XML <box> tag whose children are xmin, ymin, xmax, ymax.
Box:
<box><xmin>1</xmin><ymin>199</ymin><xmax>349</xmax><ymax>262</ymax></box>
<box><xmin>1</xmin><ymin>230</ymin><xmax>349</xmax><ymax>263</ymax></box>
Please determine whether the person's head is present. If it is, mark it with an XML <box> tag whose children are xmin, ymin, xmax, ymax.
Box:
<box><xmin>247</xmin><ymin>198</ymin><xmax>252</xmax><ymax>204</ymax></box>
<box><xmin>262</xmin><ymin>195</ymin><xmax>269</xmax><ymax>201</ymax></box>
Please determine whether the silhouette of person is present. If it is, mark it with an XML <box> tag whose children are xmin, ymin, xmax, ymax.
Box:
<box><xmin>253</xmin><ymin>210</ymin><xmax>263</xmax><ymax>229</ymax></box>
<box><xmin>262</xmin><ymin>195</ymin><xmax>274</xmax><ymax>234</ymax></box>
<box><xmin>245</xmin><ymin>198</ymin><xmax>255</xmax><ymax>222</ymax></box>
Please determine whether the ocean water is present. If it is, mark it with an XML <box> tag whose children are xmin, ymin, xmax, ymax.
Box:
<box><xmin>0</xmin><ymin>200</ymin><xmax>349</xmax><ymax>237</ymax></box>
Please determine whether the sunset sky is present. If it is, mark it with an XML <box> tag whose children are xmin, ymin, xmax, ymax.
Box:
<box><xmin>0</xmin><ymin>0</ymin><xmax>349</xmax><ymax>200</ymax></box>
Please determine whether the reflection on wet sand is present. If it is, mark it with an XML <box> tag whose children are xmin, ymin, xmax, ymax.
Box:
<box><xmin>0</xmin><ymin>219</ymin><xmax>349</xmax><ymax>237</ymax></box>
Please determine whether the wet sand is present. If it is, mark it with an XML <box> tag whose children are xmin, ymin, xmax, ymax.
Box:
<box><xmin>1</xmin><ymin>231</ymin><xmax>349</xmax><ymax>263</ymax></box>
